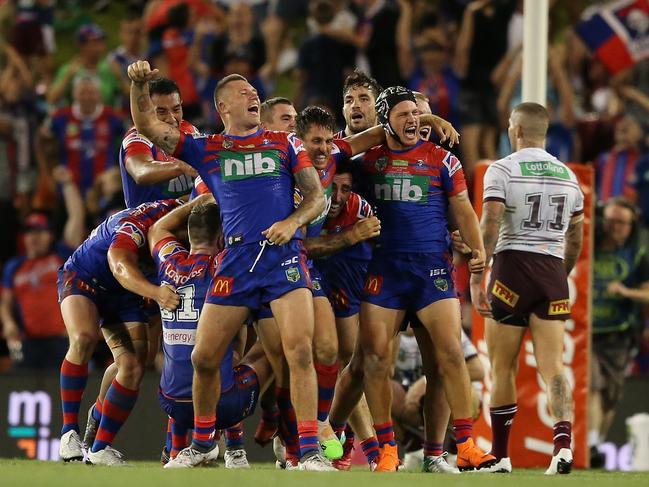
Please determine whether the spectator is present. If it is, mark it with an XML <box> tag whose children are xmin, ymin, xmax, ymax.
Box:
<box><xmin>594</xmin><ymin>116</ymin><xmax>643</xmax><ymax>204</ymax></box>
<box><xmin>0</xmin><ymin>166</ymin><xmax>85</xmax><ymax>369</ymax></box>
<box><xmin>590</xmin><ymin>197</ymin><xmax>649</xmax><ymax>466</ymax></box>
<box><xmin>454</xmin><ymin>0</ymin><xmax>516</xmax><ymax>181</ymax></box>
<box><xmin>47</xmin><ymin>23</ymin><xmax>120</xmax><ymax>108</ymax></box>
<box><xmin>86</xmin><ymin>167</ymin><xmax>126</xmax><ymax>226</ymax></box>
<box><xmin>294</xmin><ymin>0</ymin><xmax>356</xmax><ymax>124</ymax></box>
<box><xmin>40</xmin><ymin>75</ymin><xmax>125</xmax><ymax>198</ymax></box>
<box><xmin>397</xmin><ymin>2</ymin><xmax>460</xmax><ymax>130</ymax></box>
<box><xmin>108</xmin><ymin>12</ymin><xmax>146</xmax><ymax>109</ymax></box>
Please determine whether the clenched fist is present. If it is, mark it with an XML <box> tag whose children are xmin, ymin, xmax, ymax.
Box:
<box><xmin>127</xmin><ymin>60</ymin><xmax>160</xmax><ymax>84</ymax></box>
<box><xmin>351</xmin><ymin>216</ymin><xmax>381</xmax><ymax>244</ymax></box>
<box><xmin>155</xmin><ymin>284</ymin><xmax>180</xmax><ymax>312</ymax></box>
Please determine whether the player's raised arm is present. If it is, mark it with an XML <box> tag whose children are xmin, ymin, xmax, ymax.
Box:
<box><xmin>148</xmin><ymin>194</ymin><xmax>215</xmax><ymax>253</ymax></box>
<box><xmin>305</xmin><ymin>216</ymin><xmax>380</xmax><ymax>258</ymax></box>
<box><xmin>564</xmin><ymin>213</ymin><xmax>584</xmax><ymax>275</ymax></box>
<box><xmin>128</xmin><ymin>60</ymin><xmax>180</xmax><ymax>155</ymax></box>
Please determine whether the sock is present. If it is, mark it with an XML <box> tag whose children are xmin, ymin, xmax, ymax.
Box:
<box><xmin>91</xmin><ymin>379</ymin><xmax>138</xmax><ymax>452</ymax></box>
<box><xmin>297</xmin><ymin>420</ymin><xmax>319</xmax><ymax>458</ymax></box>
<box><xmin>276</xmin><ymin>387</ymin><xmax>299</xmax><ymax>461</ymax></box>
<box><xmin>92</xmin><ymin>398</ymin><xmax>103</xmax><ymax>422</ymax></box>
<box><xmin>192</xmin><ymin>414</ymin><xmax>216</xmax><ymax>451</ymax></box>
<box><xmin>453</xmin><ymin>417</ymin><xmax>473</xmax><ymax>445</ymax></box>
<box><xmin>361</xmin><ymin>437</ymin><xmax>380</xmax><ymax>463</ymax></box>
<box><xmin>374</xmin><ymin>421</ymin><xmax>396</xmax><ymax>447</ymax></box>
<box><xmin>424</xmin><ymin>441</ymin><xmax>444</xmax><ymax>457</ymax></box>
<box><xmin>261</xmin><ymin>404</ymin><xmax>279</xmax><ymax>427</ymax></box>
<box><xmin>60</xmin><ymin>359</ymin><xmax>88</xmax><ymax>435</ymax></box>
<box><xmin>170</xmin><ymin>417</ymin><xmax>189</xmax><ymax>458</ymax></box>
<box><xmin>553</xmin><ymin>421</ymin><xmax>572</xmax><ymax>455</ymax></box>
<box><xmin>490</xmin><ymin>403</ymin><xmax>517</xmax><ymax>459</ymax></box>
<box><xmin>588</xmin><ymin>429</ymin><xmax>601</xmax><ymax>447</ymax></box>
<box><xmin>315</xmin><ymin>361</ymin><xmax>340</xmax><ymax>422</ymax></box>
<box><xmin>165</xmin><ymin>418</ymin><xmax>172</xmax><ymax>454</ymax></box>
<box><xmin>343</xmin><ymin>425</ymin><xmax>355</xmax><ymax>449</ymax></box>
<box><xmin>225</xmin><ymin>422</ymin><xmax>244</xmax><ymax>449</ymax></box>
<box><xmin>331</xmin><ymin>421</ymin><xmax>346</xmax><ymax>439</ymax></box>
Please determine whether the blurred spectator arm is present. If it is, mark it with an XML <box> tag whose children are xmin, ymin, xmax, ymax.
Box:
<box><xmin>454</xmin><ymin>0</ymin><xmax>490</xmax><ymax>78</ymax></box>
<box><xmin>617</xmin><ymin>85</ymin><xmax>649</xmax><ymax>118</ymax></box>
<box><xmin>53</xmin><ymin>166</ymin><xmax>86</xmax><ymax>248</ymax></box>
<box><xmin>0</xmin><ymin>276</ymin><xmax>20</xmax><ymax>345</ymax></box>
<box><xmin>47</xmin><ymin>59</ymin><xmax>81</xmax><ymax>105</ymax></box>
<box><xmin>396</xmin><ymin>0</ymin><xmax>415</xmax><ymax>80</ymax></box>
<box><xmin>495</xmin><ymin>54</ymin><xmax>521</xmax><ymax>130</ymax></box>
<box><xmin>292</xmin><ymin>68</ymin><xmax>305</xmax><ymax>110</ymax></box>
<box><xmin>549</xmin><ymin>44</ymin><xmax>576</xmax><ymax>128</ymax></box>
<box><xmin>3</xmin><ymin>43</ymin><xmax>33</xmax><ymax>90</ymax></box>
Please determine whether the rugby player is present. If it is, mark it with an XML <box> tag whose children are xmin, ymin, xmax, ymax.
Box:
<box><xmin>329</xmin><ymin>86</ymin><xmax>493</xmax><ymax>472</ymax></box>
<box><xmin>470</xmin><ymin>103</ymin><xmax>584</xmax><ymax>475</ymax></box>
<box><xmin>128</xmin><ymin>61</ymin><xmax>332</xmax><ymax>470</ymax></box>
<box><xmin>148</xmin><ymin>195</ymin><xmax>274</xmax><ymax>469</ymax></box>
<box><xmin>260</xmin><ymin>97</ymin><xmax>298</xmax><ymax>132</ymax></box>
<box><xmin>119</xmin><ymin>77</ymin><xmax>198</xmax><ymax>207</ymax></box>
<box><xmin>57</xmin><ymin>199</ymin><xmax>182</xmax><ymax>465</ymax></box>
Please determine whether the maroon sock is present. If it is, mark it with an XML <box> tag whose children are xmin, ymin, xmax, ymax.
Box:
<box><xmin>553</xmin><ymin>421</ymin><xmax>571</xmax><ymax>455</ymax></box>
<box><xmin>489</xmin><ymin>403</ymin><xmax>517</xmax><ymax>460</ymax></box>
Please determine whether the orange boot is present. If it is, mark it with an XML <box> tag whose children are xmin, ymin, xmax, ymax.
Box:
<box><xmin>456</xmin><ymin>438</ymin><xmax>497</xmax><ymax>471</ymax></box>
<box><xmin>374</xmin><ymin>444</ymin><xmax>400</xmax><ymax>472</ymax></box>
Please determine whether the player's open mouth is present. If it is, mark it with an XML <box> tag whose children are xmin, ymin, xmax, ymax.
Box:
<box><xmin>404</xmin><ymin>126</ymin><xmax>417</xmax><ymax>137</ymax></box>
<box><xmin>351</xmin><ymin>113</ymin><xmax>364</xmax><ymax>121</ymax></box>
<box><xmin>248</xmin><ymin>105</ymin><xmax>259</xmax><ymax>114</ymax></box>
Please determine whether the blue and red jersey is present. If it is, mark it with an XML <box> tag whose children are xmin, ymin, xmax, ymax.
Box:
<box><xmin>119</xmin><ymin>120</ymin><xmax>198</xmax><ymax>207</ymax></box>
<box><xmin>408</xmin><ymin>67</ymin><xmax>460</xmax><ymax>129</ymax></box>
<box><xmin>173</xmin><ymin>128</ymin><xmax>313</xmax><ymax>247</ymax></box>
<box><xmin>595</xmin><ymin>148</ymin><xmax>639</xmax><ymax>202</ymax></box>
<box><xmin>63</xmin><ymin>199</ymin><xmax>182</xmax><ymax>291</ymax></box>
<box><xmin>49</xmin><ymin>105</ymin><xmax>125</xmax><ymax>196</ymax></box>
<box><xmin>357</xmin><ymin>140</ymin><xmax>466</xmax><ymax>253</ymax></box>
<box><xmin>152</xmin><ymin>236</ymin><xmax>234</xmax><ymax>400</ymax></box>
<box><xmin>302</xmin><ymin>140</ymin><xmax>352</xmax><ymax>238</ymax></box>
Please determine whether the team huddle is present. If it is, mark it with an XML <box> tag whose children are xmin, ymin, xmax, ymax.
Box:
<box><xmin>54</xmin><ymin>59</ymin><xmax>584</xmax><ymax>474</ymax></box>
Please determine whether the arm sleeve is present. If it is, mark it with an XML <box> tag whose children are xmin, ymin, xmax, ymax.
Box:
<box><xmin>122</xmin><ymin>128</ymin><xmax>155</xmax><ymax>158</ymax></box>
<box><xmin>355</xmin><ymin>193</ymin><xmax>374</xmax><ymax>219</ymax></box>
<box><xmin>172</xmin><ymin>132</ymin><xmax>208</xmax><ymax>170</ymax></box>
<box><xmin>333</xmin><ymin>139</ymin><xmax>353</xmax><ymax>160</ymax></box>
<box><xmin>286</xmin><ymin>133</ymin><xmax>314</xmax><ymax>174</ymax></box>
<box><xmin>440</xmin><ymin>150</ymin><xmax>467</xmax><ymax>197</ymax></box>
<box><xmin>483</xmin><ymin>162</ymin><xmax>508</xmax><ymax>202</ymax></box>
<box><xmin>1</xmin><ymin>259</ymin><xmax>21</xmax><ymax>290</ymax></box>
<box><xmin>152</xmin><ymin>236</ymin><xmax>188</xmax><ymax>268</ymax></box>
<box><xmin>109</xmin><ymin>219</ymin><xmax>147</xmax><ymax>252</ymax></box>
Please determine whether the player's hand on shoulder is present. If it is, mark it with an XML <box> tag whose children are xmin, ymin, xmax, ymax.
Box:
<box><xmin>262</xmin><ymin>219</ymin><xmax>299</xmax><ymax>245</ymax></box>
<box><xmin>156</xmin><ymin>283</ymin><xmax>180</xmax><ymax>311</ymax></box>
<box><xmin>352</xmin><ymin>216</ymin><xmax>381</xmax><ymax>243</ymax></box>
<box><xmin>127</xmin><ymin>60</ymin><xmax>160</xmax><ymax>83</ymax></box>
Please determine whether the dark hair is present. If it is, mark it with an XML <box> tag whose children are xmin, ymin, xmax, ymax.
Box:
<box><xmin>149</xmin><ymin>78</ymin><xmax>181</xmax><ymax>97</ymax></box>
<box><xmin>168</xmin><ymin>2</ymin><xmax>189</xmax><ymax>29</ymax></box>
<box><xmin>296</xmin><ymin>106</ymin><xmax>336</xmax><ymax>139</ymax></box>
<box><xmin>335</xmin><ymin>160</ymin><xmax>354</xmax><ymax>178</ymax></box>
<box><xmin>213</xmin><ymin>74</ymin><xmax>249</xmax><ymax>106</ymax></box>
<box><xmin>260</xmin><ymin>97</ymin><xmax>293</xmax><ymax>123</ymax></box>
<box><xmin>188</xmin><ymin>203</ymin><xmax>221</xmax><ymax>245</ymax></box>
<box><xmin>310</xmin><ymin>0</ymin><xmax>335</xmax><ymax>26</ymax></box>
<box><xmin>343</xmin><ymin>69</ymin><xmax>382</xmax><ymax>100</ymax></box>
<box><xmin>595</xmin><ymin>196</ymin><xmax>641</xmax><ymax>246</ymax></box>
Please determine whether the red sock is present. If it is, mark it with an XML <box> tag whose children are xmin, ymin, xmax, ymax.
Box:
<box><xmin>315</xmin><ymin>361</ymin><xmax>339</xmax><ymax>422</ymax></box>
<box><xmin>553</xmin><ymin>421</ymin><xmax>572</xmax><ymax>455</ymax></box>
<box><xmin>297</xmin><ymin>420</ymin><xmax>319</xmax><ymax>458</ymax></box>
<box><xmin>490</xmin><ymin>403</ymin><xmax>517</xmax><ymax>459</ymax></box>
<box><xmin>452</xmin><ymin>417</ymin><xmax>473</xmax><ymax>445</ymax></box>
<box><xmin>423</xmin><ymin>441</ymin><xmax>444</xmax><ymax>457</ymax></box>
<box><xmin>374</xmin><ymin>421</ymin><xmax>396</xmax><ymax>447</ymax></box>
<box><xmin>60</xmin><ymin>359</ymin><xmax>88</xmax><ymax>435</ymax></box>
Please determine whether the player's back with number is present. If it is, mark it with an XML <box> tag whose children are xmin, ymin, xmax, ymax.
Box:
<box><xmin>152</xmin><ymin>237</ymin><xmax>234</xmax><ymax>400</ymax></box>
<box><xmin>484</xmin><ymin>149</ymin><xmax>583</xmax><ymax>258</ymax></box>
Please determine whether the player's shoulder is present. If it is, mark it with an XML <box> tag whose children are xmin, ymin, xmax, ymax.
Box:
<box><xmin>154</xmin><ymin>237</ymin><xmax>188</xmax><ymax>264</ymax></box>
<box><xmin>3</xmin><ymin>255</ymin><xmax>27</xmax><ymax>278</ymax></box>
<box><xmin>180</xmin><ymin>120</ymin><xmax>200</xmax><ymax>135</ymax></box>
<box><xmin>122</xmin><ymin>126</ymin><xmax>153</xmax><ymax>149</ymax></box>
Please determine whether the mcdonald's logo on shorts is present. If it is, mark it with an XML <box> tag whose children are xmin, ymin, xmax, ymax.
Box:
<box><xmin>364</xmin><ymin>275</ymin><xmax>383</xmax><ymax>295</ymax></box>
<box><xmin>212</xmin><ymin>277</ymin><xmax>234</xmax><ymax>296</ymax></box>
<box><xmin>548</xmin><ymin>299</ymin><xmax>570</xmax><ymax>315</ymax></box>
<box><xmin>492</xmin><ymin>280</ymin><xmax>519</xmax><ymax>307</ymax></box>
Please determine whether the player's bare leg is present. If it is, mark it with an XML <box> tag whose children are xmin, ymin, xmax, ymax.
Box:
<box><xmin>359</xmin><ymin>302</ymin><xmax>405</xmax><ymax>472</ymax></box>
<box><xmin>59</xmin><ymin>295</ymin><xmax>101</xmax><ymax>462</ymax></box>
<box><xmin>271</xmin><ymin>288</ymin><xmax>334</xmax><ymax>469</ymax></box>
<box><xmin>416</xmin><ymin>299</ymin><xmax>495</xmax><ymax>471</ymax></box>
<box><xmin>529</xmin><ymin>314</ymin><xmax>574</xmax><ymax>475</ymax></box>
<box><xmin>329</xmin><ymin>338</ymin><xmax>365</xmax><ymax>428</ymax></box>
<box><xmin>413</xmin><ymin>328</ymin><xmax>458</xmax><ymax>474</ymax></box>
<box><xmin>312</xmin><ymin>296</ymin><xmax>342</xmax><ymax>459</ymax></box>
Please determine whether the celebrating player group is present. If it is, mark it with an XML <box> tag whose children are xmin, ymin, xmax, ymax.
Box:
<box><xmin>54</xmin><ymin>58</ymin><xmax>583</xmax><ymax>475</ymax></box>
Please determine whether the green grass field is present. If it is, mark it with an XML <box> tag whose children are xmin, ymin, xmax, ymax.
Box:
<box><xmin>1</xmin><ymin>460</ymin><xmax>648</xmax><ymax>487</ymax></box>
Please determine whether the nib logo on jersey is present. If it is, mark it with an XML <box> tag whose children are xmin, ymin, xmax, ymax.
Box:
<box><xmin>221</xmin><ymin>151</ymin><xmax>280</xmax><ymax>181</ymax></box>
<box><xmin>373</xmin><ymin>174</ymin><xmax>428</xmax><ymax>203</ymax></box>
<box><xmin>6</xmin><ymin>390</ymin><xmax>59</xmax><ymax>460</ymax></box>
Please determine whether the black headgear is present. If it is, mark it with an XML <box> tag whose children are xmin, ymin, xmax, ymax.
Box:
<box><xmin>375</xmin><ymin>86</ymin><xmax>417</xmax><ymax>139</ymax></box>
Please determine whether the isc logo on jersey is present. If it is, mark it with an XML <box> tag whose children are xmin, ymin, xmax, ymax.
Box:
<box><xmin>374</xmin><ymin>174</ymin><xmax>428</xmax><ymax>203</ymax></box>
<box><xmin>222</xmin><ymin>151</ymin><xmax>281</xmax><ymax>181</ymax></box>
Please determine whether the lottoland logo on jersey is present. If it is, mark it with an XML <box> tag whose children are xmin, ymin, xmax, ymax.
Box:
<box><xmin>221</xmin><ymin>151</ymin><xmax>280</xmax><ymax>181</ymax></box>
<box><xmin>373</xmin><ymin>174</ymin><xmax>428</xmax><ymax>202</ymax></box>
<box><xmin>519</xmin><ymin>160</ymin><xmax>570</xmax><ymax>180</ymax></box>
